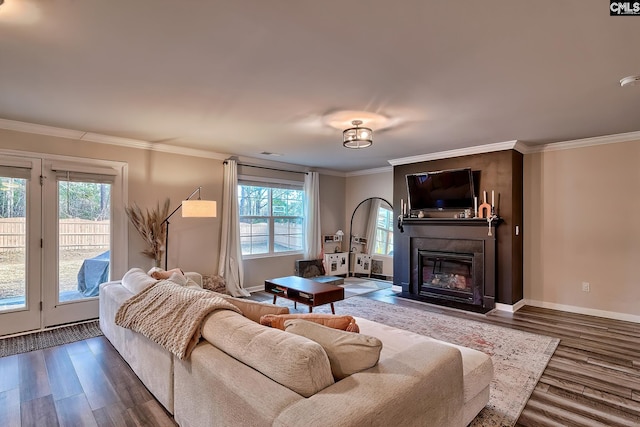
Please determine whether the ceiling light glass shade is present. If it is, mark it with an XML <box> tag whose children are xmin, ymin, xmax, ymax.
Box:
<box><xmin>620</xmin><ymin>75</ymin><xmax>640</xmax><ymax>87</ymax></box>
<box><xmin>182</xmin><ymin>200</ymin><xmax>217</xmax><ymax>217</ymax></box>
<box><xmin>343</xmin><ymin>120</ymin><xmax>373</xmax><ymax>149</ymax></box>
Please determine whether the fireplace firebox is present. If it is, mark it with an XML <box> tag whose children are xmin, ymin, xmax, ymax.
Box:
<box><xmin>418</xmin><ymin>250</ymin><xmax>482</xmax><ymax>305</ymax></box>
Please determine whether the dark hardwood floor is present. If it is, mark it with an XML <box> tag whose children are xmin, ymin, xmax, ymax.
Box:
<box><xmin>1</xmin><ymin>288</ymin><xmax>639</xmax><ymax>426</ymax></box>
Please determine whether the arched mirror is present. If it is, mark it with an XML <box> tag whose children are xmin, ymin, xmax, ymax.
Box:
<box><xmin>348</xmin><ymin>197</ymin><xmax>393</xmax><ymax>280</ymax></box>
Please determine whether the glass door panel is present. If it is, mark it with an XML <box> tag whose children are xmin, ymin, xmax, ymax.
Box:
<box><xmin>0</xmin><ymin>157</ymin><xmax>42</xmax><ymax>336</ymax></box>
<box><xmin>0</xmin><ymin>177</ymin><xmax>27</xmax><ymax>311</ymax></box>
<box><xmin>58</xmin><ymin>180</ymin><xmax>111</xmax><ymax>302</ymax></box>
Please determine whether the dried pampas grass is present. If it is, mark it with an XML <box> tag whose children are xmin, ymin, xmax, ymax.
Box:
<box><xmin>125</xmin><ymin>199</ymin><xmax>170</xmax><ymax>266</ymax></box>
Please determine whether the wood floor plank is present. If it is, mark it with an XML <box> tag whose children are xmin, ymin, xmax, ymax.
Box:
<box><xmin>92</xmin><ymin>401</ymin><xmax>137</xmax><ymax>427</ymax></box>
<box><xmin>0</xmin><ymin>354</ymin><xmax>20</xmax><ymax>393</ymax></box>
<box><xmin>54</xmin><ymin>393</ymin><xmax>99</xmax><ymax>427</ymax></box>
<box><xmin>0</xmin><ymin>388</ymin><xmax>21</xmax><ymax>427</ymax></box>
<box><xmin>68</xmin><ymin>348</ymin><xmax>121</xmax><ymax>411</ymax></box>
<box><xmin>44</xmin><ymin>346</ymin><xmax>84</xmax><ymax>401</ymax></box>
<box><xmin>18</xmin><ymin>350</ymin><xmax>51</xmax><ymax>403</ymax></box>
<box><xmin>126</xmin><ymin>400</ymin><xmax>177</xmax><ymax>427</ymax></box>
<box><xmin>582</xmin><ymin>386</ymin><xmax>640</xmax><ymax>415</ymax></box>
<box><xmin>21</xmin><ymin>394</ymin><xmax>59</xmax><ymax>427</ymax></box>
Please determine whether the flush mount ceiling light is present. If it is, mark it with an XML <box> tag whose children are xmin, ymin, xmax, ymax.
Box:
<box><xmin>343</xmin><ymin>120</ymin><xmax>373</xmax><ymax>149</ymax></box>
<box><xmin>620</xmin><ymin>75</ymin><xmax>640</xmax><ymax>87</ymax></box>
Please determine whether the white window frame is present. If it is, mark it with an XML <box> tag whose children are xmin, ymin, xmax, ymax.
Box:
<box><xmin>238</xmin><ymin>177</ymin><xmax>304</xmax><ymax>259</ymax></box>
<box><xmin>374</xmin><ymin>204</ymin><xmax>394</xmax><ymax>256</ymax></box>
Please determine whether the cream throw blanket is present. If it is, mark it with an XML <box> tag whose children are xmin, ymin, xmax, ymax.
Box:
<box><xmin>115</xmin><ymin>280</ymin><xmax>241</xmax><ymax>360</ymax></box>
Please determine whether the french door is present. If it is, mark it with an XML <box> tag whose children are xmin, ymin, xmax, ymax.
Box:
<box><xmin>0</xmin><ymin>153</ymin><xmax>126</xmax><ymax>336</ymax></box>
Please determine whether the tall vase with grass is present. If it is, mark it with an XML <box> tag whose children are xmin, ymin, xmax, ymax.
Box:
<box><xmin>125</xmin><ymin>199</ymin><xmax>170</xmax><ymax>268</ymax></box>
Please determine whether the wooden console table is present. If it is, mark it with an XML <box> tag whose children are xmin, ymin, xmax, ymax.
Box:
<box><xmin>264</xmin><ymin>276</ymin><xmax>345</xmax><ymax>314</ymax></box>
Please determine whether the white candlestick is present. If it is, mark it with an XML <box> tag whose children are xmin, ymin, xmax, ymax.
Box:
<box><xmin>491</xmin><ymin>190</ymin><xmax>495</xmax><ymax>207</ymax></box>
<box><xmin>483</xmin><ymin>191</ymin><xmax>487</xmax><ymax>204</ymax></box>
<box><xmin>474</xmin><ymin>196</ymin><xmax>478</xmax><ymax>216</ymax></box>
<box><xmin>400</xmin><ymin>199</ymin><xmax>404</xmax><ymax>215</ymax></box>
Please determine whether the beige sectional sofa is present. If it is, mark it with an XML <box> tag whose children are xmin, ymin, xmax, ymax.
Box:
<box><xmin>99</xmin><ymin>274</ymin><xmax>493</xmax><ymax>427</ymax></box>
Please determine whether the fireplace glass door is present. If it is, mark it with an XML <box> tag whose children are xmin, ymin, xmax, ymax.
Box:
<box><xmin>419</xmin><ymin>250</ymin><xmax>476</xmax><ymax>302</ymax></box>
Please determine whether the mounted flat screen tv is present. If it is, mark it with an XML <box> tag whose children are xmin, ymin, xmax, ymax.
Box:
<box><xmin>406</xmin><ymin>168</ymin><xmax>475</xmax><ymax>211</ymax></box>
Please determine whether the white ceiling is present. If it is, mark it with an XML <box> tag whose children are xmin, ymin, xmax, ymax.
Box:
<box><xmin>0</xmin><ymin>1</ymin><xmax>639</xmax><ymax>172</ymax></box>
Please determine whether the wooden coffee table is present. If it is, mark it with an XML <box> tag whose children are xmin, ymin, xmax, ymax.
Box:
<box><xmin>264</xmin><ymin>276</ymin><xmax>345</xmax><ymax>314</ymax></box>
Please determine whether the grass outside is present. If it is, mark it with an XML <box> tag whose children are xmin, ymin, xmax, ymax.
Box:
<box><xmin>0</xmin><ymin>248</ymin><xmax>107</xmax><ymax>299</ymax></box>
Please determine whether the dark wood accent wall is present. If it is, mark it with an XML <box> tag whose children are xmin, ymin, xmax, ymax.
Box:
<box><xmin>393</xmin><ymin>149</ymin><xmax>524</xmax><ymax>305</ymax></box>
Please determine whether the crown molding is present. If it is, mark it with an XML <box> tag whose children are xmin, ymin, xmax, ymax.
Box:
<box><xmin>346</xmin><ymin>166</ymin><xmax>393</xmax><ymax>177</ymax></box>
<box><xmin>0</xmin><ymin>118</ymin><xmax>85</xmax><ymax>140</ymax></box>
<box><xmin>0</xmin><ymin>118</ymin><xmax>231</xmax><ymax>161</ymax></box>
<box><xmin>388</xmin><ymin>140</ymin><xmax>522</xmax><ymax>166</ymax></box>
<box><xmin>525</xmin><ymin>130</ymin><xmax>640</xmax><ymax>153</ymax></box>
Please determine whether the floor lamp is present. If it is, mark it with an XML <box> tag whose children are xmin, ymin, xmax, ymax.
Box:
<box><xmin>162</xmin><ymin>186</ymin><xmax>217</xmax><ymax>270</ymax></box>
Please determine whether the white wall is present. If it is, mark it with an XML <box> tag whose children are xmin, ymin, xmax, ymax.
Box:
<box><xmin>524</xmin><ymin>139</ymin><xmax>640</xmax><ymax>320</ymax></box>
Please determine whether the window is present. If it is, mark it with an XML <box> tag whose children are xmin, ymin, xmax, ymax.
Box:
<box><xmin>374</xmin><ymin>205</ymin><xmax>394</xmax><ymax>255</ymax></box>
<box><xmin>238</xmin><ymin>182</ymin><xmax>304</xmax><ymax>256</ymax></box>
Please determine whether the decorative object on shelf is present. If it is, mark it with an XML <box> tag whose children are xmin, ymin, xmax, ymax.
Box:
<box><xmin>335</xmin><ymin>230</ymin><xmax>344</xmax><ymax>241</ymax></box>
<box><xmin>162</xmin><ymin>186</ymin><xmax>217</xmax><ymax>270</ymax></box>
<box><xmin>125</xmin><ymin>198</ymin><xmax>171</xmax><ymax>267</ymax></box>
<box><xmin>342</xmin><ymin>120</ymin><xmax>373</xmax><ymax>149</ymax></box>
<box><xmin>477</xmin><ymin>190</ymin><xmax>497</xmax><ymax>219</ymax></box>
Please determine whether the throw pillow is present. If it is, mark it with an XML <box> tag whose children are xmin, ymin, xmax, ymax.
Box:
<box><xmin>222</xmin><ymin>297</ymin><xmax>289</xmax><ymax>323</ymax></box>
<box><xmin>284</xmin><ymin>319</ymin><xmax>383</xmax><ymax>380</ymax></box>
<box><xmin>121</xmin><ymin>268</ymin><xmax>157</xmax><ymax>294</ymax></box>
<box><xmin>260</xmin><ymin>313</ymin><xmax>359</xmax><ymax>333</ymax></box>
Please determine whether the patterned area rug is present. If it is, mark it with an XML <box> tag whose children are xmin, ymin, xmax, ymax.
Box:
<box><xmin>278</xmin><ymin>296</ymin><xmax>559</xmax><ymax>427</ymax></box>
<box><xmin>340</xmin><ymin>277</ymin><xmax>392</xmax><ymax>298</ymax></box>
<box><xmin>0</xmin><ymin>320</ymin><xmax>103</xmax><ymax>357</ymax></box>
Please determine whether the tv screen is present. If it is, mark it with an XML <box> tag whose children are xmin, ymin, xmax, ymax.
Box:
<box><xmin>406</xmin><ymin>168</ymin><xmax>475</xmax><ymax>211</ymax></box>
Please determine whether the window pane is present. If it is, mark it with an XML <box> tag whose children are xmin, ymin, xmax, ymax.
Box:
<box><xmin>240</xmin><ymin>217</ymin><xmax>269</xmax><ymax>255</ymax></box>
<box><xmin>374</xmin><ymin>206</ymin><xmax>394</xmax><ymax>256</ymax></box>
<box><xmin>58</xmin><ymin>180</ymin><xmax>111</xmax><ymax>301</ymax></box>
<box><xmin>274</xmin><ymin>217</ymin><xmax>303</xmax><ymax>252</ymax></box>
<box><xmin>238</xmin><ymin>185</ymin><xmax>269</xmax><ymax>216</ymax></box>
<box><xmin>0</xmin><ymin>177</ymin><xmax>27</xmax><ymax>311</ymax></box>
<box><xmin>272</xmin><ymin>189</ymin><xmax>303</xmax><ymax>217</ymax></box>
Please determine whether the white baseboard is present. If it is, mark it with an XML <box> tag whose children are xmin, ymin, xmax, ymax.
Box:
<box><xmin>525</xmin><ymin>299</ymin><xmax>640</xmax><ymax>324</ymax></box>
<box><xmin>245</xmin><ymin>284</ymin><xmax>265</xmax><ymax>294</ymax></box>
<box><xmin>495</xmin><ymin>299</ymin><xmax>527</xmax><ymax>313</ymax></box>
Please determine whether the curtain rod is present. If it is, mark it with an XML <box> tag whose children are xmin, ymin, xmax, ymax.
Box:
<box><xmin>223</xmin><ymin>160</ymin><xmax>308</xmax><ymax>175</ymax></box>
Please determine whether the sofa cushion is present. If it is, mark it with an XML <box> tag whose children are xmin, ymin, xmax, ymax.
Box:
<box><xmin>260</xmin><ymin>313</ymin><xmax>359</xmax><ymax>332</ymax></box>
<box><xmin>201</xmin><ymin>310</ymin><xmax>334</xmax><ymax>397</ymax></box>
<box><xmin>121</xmin><ymin>268</ymin><xmax>157</xmax><ymax>294</ymax></box>
<box><xmin>284</xmin><ymin>319</ymin><xmax>382</xmax><ymax>380</ymax></box>
<box><xmin>222</xmin><ymin>297</ymin><xmax>290</xmax><ymax>323</ymax></box>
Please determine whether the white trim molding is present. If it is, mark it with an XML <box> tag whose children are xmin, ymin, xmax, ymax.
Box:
<box><xmin>388</xmin><ymin>140</ymin><xmax>523</xmax><ymax>166</ymax></box>
<box><xmin>525</xmin><ymin>130</ymin><xmax>640</xmax><ymax>154</ymax></box>
<box><xmin>346</xmin><ymin>166</ymin><xmax>393</xmax><ymax>177</ymax></box>
<box><xmin>495</xmin><ymin>299</ymin><xmax>527</xmax><ymax>313</ymax></box>
<box><xmin>526</xmin><ymin>299</ymin><xmax>640</xmax><ymax>324</ymax></box>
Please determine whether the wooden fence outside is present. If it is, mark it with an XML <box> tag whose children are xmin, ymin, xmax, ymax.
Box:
<box><xmin>0</xmin><ymin>218</ymin><xmax>110</xmax><ymax>252</ymax></box>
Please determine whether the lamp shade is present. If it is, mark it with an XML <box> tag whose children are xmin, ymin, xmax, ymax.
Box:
<box><xmin>182</xmin><ymin>200</ymin><xmax>217</xmax><ymax>217</ymax></box>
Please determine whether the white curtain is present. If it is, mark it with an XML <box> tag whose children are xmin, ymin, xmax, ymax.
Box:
<box><xmin>365</xmin><ymin>198</ymin><xmax>381</xmax><ymax>255</ymax></box>
<box><xmin>218</xmin><ymin>159</ymin><xmax>250</xmax><ymax>297</ymax></box>
<box><xmin>304</xmin><ymin>171</ymin><xmax>322</xmax><ymax>259</ymax></box>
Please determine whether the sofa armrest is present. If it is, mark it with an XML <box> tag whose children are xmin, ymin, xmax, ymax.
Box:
<box><xmin>273</xmin><ymin>341</ymin><xmax>465</xmax><ymax>427</ymax></box>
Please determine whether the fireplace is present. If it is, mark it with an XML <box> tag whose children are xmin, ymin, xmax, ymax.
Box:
<box><xmin>396</xmin><ymin>218</ymin><xmax>498</xmax><ymax>312</ymax></box>
<box><xmin>418</xmin><ymin>250</ymin><xmax>482</xmax><ymax>305</ymax></box>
